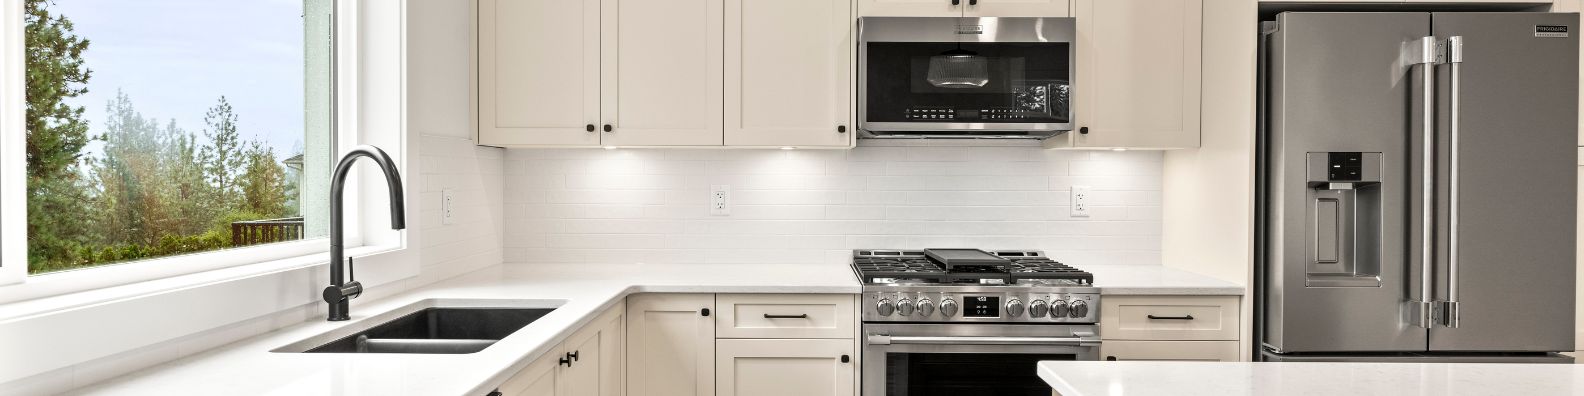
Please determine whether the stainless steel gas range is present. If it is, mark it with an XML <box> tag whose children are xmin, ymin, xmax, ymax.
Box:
<box><xmin>851</xmin><ymin>249</ymin><xmax>1100</xmax><ymax>396</ymax></box>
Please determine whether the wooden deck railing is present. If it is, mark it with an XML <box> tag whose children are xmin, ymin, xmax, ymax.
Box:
<box><xmin>230</xmin><ymin>217</ymin><xmax>306</xmax><ymax>247</ymax></box>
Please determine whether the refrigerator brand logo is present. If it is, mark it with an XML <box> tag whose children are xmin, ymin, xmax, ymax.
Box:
<box><xmin>1535</xmin><ymin>25</ymin><xmax>1569</xmax><ymax>38</ymax></box>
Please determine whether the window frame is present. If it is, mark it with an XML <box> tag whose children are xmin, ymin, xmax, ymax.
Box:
<box><xmin>0</xmin><ymin>0</ymin><xmax>405</xmax><ymax>301</ymax></box>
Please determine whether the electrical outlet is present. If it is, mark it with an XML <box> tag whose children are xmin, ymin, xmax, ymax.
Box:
<box><xmin>710</xmin><ymin>185</ymin><xmax>731</xmax><ymax>216</ymax></box>
<box><xmin>1070</xmin><ymin>186</ymin><xmax>1091</xmax><ymax>217</ymax></box>
<box><xmin>442</xmin><ymin>189</ymin><xmax>456</xmax><ymax>224</ymax></box>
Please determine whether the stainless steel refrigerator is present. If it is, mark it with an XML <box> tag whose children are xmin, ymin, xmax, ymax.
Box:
<box><xmin>1258</xmin><ymin>12</ymin><xmax>1578</xmax><ymax>362</ymax></box>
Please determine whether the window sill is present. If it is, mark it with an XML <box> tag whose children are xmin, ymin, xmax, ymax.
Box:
<box><xmin>0</xmin><ymin>244</ymin><xmax>404</xmax><ymax>322</ymax></box>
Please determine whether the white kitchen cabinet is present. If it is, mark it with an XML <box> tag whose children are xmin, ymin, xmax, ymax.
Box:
<box><xmin>627</xmin><ymin>294</ymin><xmax>716</xmax><ymax>396</ymax></box>
<box><xmin>1099</xmin><ymin>296</ymin><xmax>1239</xmax><ymax>341</ymax></box>
<box><xmin>1047</xmin><ymin>0</ymin><xmax>1202</xmax><ymax>149</ymax></box>
<box><xmin>965</xmin><ymin>0</ymin><xmax>1070</xmax><ymax>17</ymax></box>
<box><xmin>497</xmin><ymin>304</ymin><xmax>624</xmax><ymax>396</ymax></box>
<box><xmin>1100</xmin><ymin>340</ymin><xmax>1239</xmax><ymax>362</ymax></box>
<box><xmin>600</xmin><ymin>0</ymin><xmax>725</xmax><ymax>146</ymax></box>
<box><xmin>715</xmin><ymin>294</ymin><xmax>856</xmax><ymax>339</ymax></box>
<box><xmin>477</xmin><ymin>0</ymin><xmax>602</xmax><ymax>146</ymax></box>
<box><xmin>715</xmin><ymin>339</ymin><xmax>856</xmax><ymax>396</ymax></box>
<box><xmin>856</xmin><ymin>0</ymin><xmax>962</xmax><ymax>17</ymax></box>
<box><xmin>724</xmin><ymin>0</ymin><xmax>855</xmax><ymax>147</ymax></box>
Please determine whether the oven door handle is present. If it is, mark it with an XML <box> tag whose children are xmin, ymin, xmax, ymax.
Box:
<box><xmin>866</xmin><ymin>334</ymin><xmax>1101</xmax><ymax>347</ymax></box>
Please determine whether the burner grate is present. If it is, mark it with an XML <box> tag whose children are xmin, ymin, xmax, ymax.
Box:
<box><xmin>851</xmin><ymin>250</ymin><xmax>1095</xmax><ymax>285</ymax></box>
<box><xmin>1007</xmin><ymin>258</ymin><xmax>1094</xmax><ymax>284</ymax></box>
<box><xmin>851</xmin><ymin>257</ymin><xmax>947</xmax><ymax>283</ymax></box>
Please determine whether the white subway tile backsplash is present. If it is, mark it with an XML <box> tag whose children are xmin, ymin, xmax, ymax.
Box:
<box><xmin>504</xmin><ymin>141</ymin><xmax>1164</xmax><ymax>267</ymax></box>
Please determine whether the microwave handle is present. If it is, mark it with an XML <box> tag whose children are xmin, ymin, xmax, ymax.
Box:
<box><xmin>867</xmin><ymin>334</ymin><xmax>1101</xmax><ymax>347</ymax></box>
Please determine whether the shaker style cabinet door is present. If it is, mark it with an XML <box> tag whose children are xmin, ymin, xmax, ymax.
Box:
<box><xmin>856</xmin><ymin>0</ymin><xmax>962</xmax><ymax>17</ymax></box>
<box><xmin>600</xmin><ymin>0</ymin><xmax>725</xmax><ymax>146</ymax></box>
<box><xmin>1053</xmin><ymin>0</ymin><xmax>1201</xmax><ymax>149</ymax></box>
<box><xmin>627</xmin><ymin>294</ymin><xmax>717</xmax><ymax>396</ymax></box>
<box><xmin>724</xmin><ymin>0</ymin><xmax>854</xmax><ymax>147</ymax></box>
<box><xmin>715</xmin><ymin>339</ymin><xmax>856</xmax><ymax>396</ymax></box>
<box><xmin>1100</xmin><ymin>340</ymin><xmax>1240</xmax><ymax>362</ymax></box>
<box><xmin>963</xmin><ymin>0</ymin><xmax>1070</xmax><ymax>17</ymax></box>
<box><xmin>561</xmin><ymin>305</ymin><xmax>625</xmax><ymax>396</ymax></box>
<box><xmin>477</xmin><ymin>0</ymin><xmax>602</xmax><ymax>147</ymax></box>
<box><xmin>498</xmin><ymin>348</ymin><xmax>563</xmax><ymax>396</ymax></box>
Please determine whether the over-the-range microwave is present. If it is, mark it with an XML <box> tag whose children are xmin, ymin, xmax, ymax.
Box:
<box><xmin>858</xmin><ymin>17</ymin><xmax>1075</xmax><ymax>139</ymax></box>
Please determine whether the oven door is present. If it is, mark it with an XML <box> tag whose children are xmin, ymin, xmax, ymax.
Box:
<box><xmin>862</xmin><ymin>323</ymin><xmax>1100</xmax><ymax>396</ymax></box>
<box><xmin>858</xmin><ymin>17</ymin><xmax>1075</xmax><ymax>138</ymax></box>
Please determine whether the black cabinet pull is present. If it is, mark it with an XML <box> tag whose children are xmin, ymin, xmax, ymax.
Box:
<box><xmin>1106</xmin><ymin>356</ymin><xmax>1118</xmax><ymax>361</ymax></box>
<box><xmin>488</xmin><ymin>391</ymin><xmax>503</xmax><ymax>396</ymax></box>
<box><xmin>701</xmin><ymin>308</ymin><xmax>711</xmax><ymax>316</ymax></box>
<box><xmin>602</xmin><ymin>124</ymin><xmax>613</xmax><ymax>132</ymax></box>
<box><xmin>763</xmin><ymin>314</ymin><xmax>809</xmax><ymax>319</ymax></box>
<box><xmin>969</xmin><ymin>0</ymin><xmax>977</xmax><ymax>5</ymax></box>
<box><xmin>837</xmin><ymin>125</ymin><xmax>847</xmax><ymax>133</ymax></box>
<box><xmin>840</xmin><ymin>355</ymin><xmax>851</xmax><ymax>363</ymax></box>
<box><xmin>585</xmin><ymin>124</ymin><xmax>596</xmax><ymax>132</ymax></box>
<box><xmin>951</xmin><ymin>0</ymin><xmax>959</xmax><ymax>5</ymax></box>
<box><xmin>1147</xmin><ymin>314</ymin><xmax>1195</xmax><ymax>320</ymax></box>
<box><xmin>568</xmin><ymin>351</ymin><xmax>579</xmax><ymax>361</ymax></box>
<box><xmin>1079</xmin><ymin>126</ymin><xmax>1089</xmax><ymax>135</ymax></box>
<box><xmin>559</xmin><ymin>356</ymin><xmax>572</xmax><ymax>366</ymax></box>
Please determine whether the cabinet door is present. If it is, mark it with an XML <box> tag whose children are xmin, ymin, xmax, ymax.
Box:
<box><xmin>1059</xmin><ymin>0</ymin><xmax>1201</xmax><ymax>149</ymax></box>
<box><xmin>563</xmin><ymin>304</ymin><xmax>626</xmax><ymax>396</ymax></box>
<box><xmin>964</xmin><ymin>0</ymin><xmax>1069</xmax><ymax>17</ymax></box>
<box><xmin>724</xmin><ymin>0</ymin><xmax>854</xmax><ymax>147</ymax></box>
<box><xmin>477</xmin><ymin>0</ymin><xmax>601</xmax><ymax>146</ymax></box>
<box><xmin>1100</xmin><ymin>340</ymin><xmax>1240</xmax><ymax>362</ymax></box>
<box><xmin>499</xmin><ymin>347</ymin><xmax>563</xmax><ymax>396</ymax></box>
<box><xmin>716</xmin><ymin>339</ymin><xmax>855</xmax><ymax>396</ymax></box>
<box><xmin>601</xmin><ymin>0</ymin><xmax>724</xmax><ymax>146</ymax></box>
<box><xmin>627</xmin><ymin>294</ymin><xmax>716</xmax><ymax>396</ymax></box>
<box><xmin>856</xmin><ymin>0</ymin><xmax>961</xmax><ymax>17</ymax></box>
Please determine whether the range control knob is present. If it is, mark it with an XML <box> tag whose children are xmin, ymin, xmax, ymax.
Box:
<box><xmin>897</xmin><ymin>299</ymin><xmax>916</xmax><ymax>316</ymax></box>
<box><xmin>940</xmin><ymin>299</ymin><xmax>959</xmax><ymax>318</ymax></box>
<box><xmin>876</xmin><ymin>298</ymin><xmax>896</xmax><ymax>317</ymax></box>
<box><xmin>1069</xmin><ymin>300</ymin><xmax>1089</xmax><ymax>318</ymax></box>
<box><xmin>1029</xmin><ymin>300</ymin><xmax>1049</xmax><ymax>318</ymax></box>
<box><xmin>1051</xmin><ymin>300</ymin><xmax>1070</xmax><ymax>319</ymax></box>
<box><xmin>1005</xmin><ymin>298</ymin><xmax>1025</xmax><ymax>318</ymax></box>
<box><xmin>917</xmin><ymin>298</ymin><xmax>936</xmax><ymax>317</ymax></box>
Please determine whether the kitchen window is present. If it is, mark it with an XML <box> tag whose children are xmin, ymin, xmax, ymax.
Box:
<box><xmin>1</xmin><ymin>0</ymin><xmax>342</xmax><ymax>287</ymax></box>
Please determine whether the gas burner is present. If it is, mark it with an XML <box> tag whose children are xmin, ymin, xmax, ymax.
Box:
<box><xmin>852</xmin><ymin>249</ymin><xmax>1101</xmax><ymax>325</ymax></box>
<box><xmin>851</xmin><ymin>249</ymin><xmax>1093</xmax><ymax>285</ymax></box>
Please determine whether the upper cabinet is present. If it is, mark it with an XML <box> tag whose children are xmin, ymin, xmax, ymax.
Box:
<box><xmin>1046</xmin><ymin>0</ymin><xmax>1202</xmax><ymax>149</ymax></box>
<box><xmin>857</xmin><ymin>0</ymin><xmax>1068</xmax><ymax>17</ymax></box>
<box><xmin>478</xmin><ymin>0</ymin><xmax>855</xmax><ymax>148</ymax></box>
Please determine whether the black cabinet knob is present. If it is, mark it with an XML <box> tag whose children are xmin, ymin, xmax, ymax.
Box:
<box><xmin>701</xmin><ymin>308</ymin><xmax>711</xmax><ymax>317</ymax></box>
<box><xmin>559</xmin><ymin>356</ymin><xmax>572</xmax><ymax>366</ymax></box>
<box><xmin>602</xmin><ymin>124</ymin><xmax>613</xmax><ymax>133</ymax></box>
<box><xmin>951</xmin><ymin>0</ymin><xmax>960</xmax><ymax>5</ymax></box>
<box><xmin>488</xmin><ymin>391</ymin><xmax>503</xmax><ymax>396</ymax></box>
<box><xmin>1079</xmin><ymin>126</ymin><xmax>1089</xmax><ymax>135</ymax></box>
<box><xmin>1106</xmin><ymin>356</ymin><xmax>1118</xmax><ymax>361</ymax></box>
<box><xmin>585</xmin><ymin>124</ymin><xmax>596</xmax><ymax>132</ymax></box>
<box><xmin>837</xmin><ymin>125</ymin><xmax>847</xmax><ymax>133</ymax></box>
<box><xmin>840</xmin><ymin>354</ymin><xmax>851</xmax><ymax>363</ymax></box>
<box><xmin>568</xmin><ymin>351</ymin><xmax>579</xmax><ymax>361</ymax></box>
<box><xmin>969</xmin><ymin>0</ymin><xmax>977</xmax><ymax>5</ymax></box>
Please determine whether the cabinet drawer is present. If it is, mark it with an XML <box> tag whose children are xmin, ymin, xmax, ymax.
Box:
<box><xmin>1100</xmin><ymin>296</ymin><xmax>1238</xmax><ymax>341</ymax></box>
<box><xmin>1100</xmin><ymin>340</ymin><xmax>1240</xmax><ymax>362</ymax></box>
<box><xmin>717</xmin><ymin>294</ymin><xmax>855</xmax><ymax>339</ymax></box>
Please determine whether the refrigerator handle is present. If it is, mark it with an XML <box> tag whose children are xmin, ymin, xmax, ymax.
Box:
<box><xmin>1441</xmin><ymin>36</ymin><xmax>1464</xmax><ymax>329</ymax></box>
<box><xmin>1406</xmin><ymin>36</ymin><xmax>1439</xmax><ymax>329</ymax></box>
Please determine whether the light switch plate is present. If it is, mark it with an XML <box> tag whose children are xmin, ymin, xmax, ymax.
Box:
<box><xmin>442</xmin><ymin>189</ymin><xmax>456</xmax><ymax>224</ymax></box>
<box><xmin>1070</xmin><ymin>186</ymin><xmax>1091</xmax><ymax>217</ymax></box>
<box><xmin>710</xmin><ymin>185</ymin><xmax>731</xmax><ymax>216</ymax></box>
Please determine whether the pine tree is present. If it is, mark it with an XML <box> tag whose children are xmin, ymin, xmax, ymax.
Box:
<box><xmin>199</xmin><ymin>96</ymin><xmax>243</xmax><ymax>209</ymax></box>
<box><xmin>23</xmin><ymin>0</ymin><xmax>94</xmax><ymax>272</ymax></box>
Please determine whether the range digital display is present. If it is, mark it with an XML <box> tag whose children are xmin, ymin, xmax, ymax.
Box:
<box><xmin>964</xmin><ymin>296</ymin><xmax>1000</xmax><ymax>318</ymax></box>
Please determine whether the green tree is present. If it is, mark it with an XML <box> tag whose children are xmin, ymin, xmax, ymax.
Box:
<box><xmin>239</xmin><ymin>142</ymin><xmax>289</xmax><ymax>218</ymax></box>
<box><xmin>23</xmin><ymin>0</ymin><xmax>94</xmax><ymax>272</ymax></box>
<box><xmin>92</xmin><ymin>91</ymin><xmax>169</xmax><ymax>246</ymax></box>
<box><xmin>199</xmin><ymin>96</ymin><xmax>243</xmax><ymax>208</ymax></box>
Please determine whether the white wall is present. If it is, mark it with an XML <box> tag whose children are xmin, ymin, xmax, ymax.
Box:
<box><xmin>0</xmin><ymin>1</ymin><xmax>501</xmax><ymax>393</ymax></box>
<box><xmin>502</xmin><ymin>141</ymin><xmax>1164</xmax><ymax>266</ymax></box>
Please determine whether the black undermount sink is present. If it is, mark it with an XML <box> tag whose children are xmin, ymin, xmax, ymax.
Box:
<box><xmin>301</xmin><ymin>307</ymin><xmax>555</xmax><ymax>354</ymax></box>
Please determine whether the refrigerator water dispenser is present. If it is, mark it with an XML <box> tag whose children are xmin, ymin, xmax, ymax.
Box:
<box><xmin>1305</xmin><ymin>152</ymin><xmax>1383</xmax><ymax>288</ymax></box>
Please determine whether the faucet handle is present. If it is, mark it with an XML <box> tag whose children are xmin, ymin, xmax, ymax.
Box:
<box><xmin>348</xmin><ymin>256</ymin><xmax>355</xmax><ymax>283</ymax></box>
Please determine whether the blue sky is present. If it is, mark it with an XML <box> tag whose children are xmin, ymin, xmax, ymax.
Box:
<box><xmin>50</xmin><ymin>0</ymin><xmax>310</xmax><ymax>158</ymax></box>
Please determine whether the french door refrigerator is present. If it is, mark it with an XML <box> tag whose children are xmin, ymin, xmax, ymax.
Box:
<box><xmin>1258</xmin><ymin>12</ymin><xmax>1578</xmax><ymax>362</ymax></box>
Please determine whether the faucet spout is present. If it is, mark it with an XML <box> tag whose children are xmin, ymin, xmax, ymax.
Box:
<box><xmin>325</xmin><ymin>145</ymin><xmax>406</xmax><ymax>321</ymax></box>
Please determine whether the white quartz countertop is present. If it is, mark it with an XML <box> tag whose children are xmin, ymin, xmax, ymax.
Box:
<box><xmin>69</xmin><ymin>263</ymin><xmax>1242</xmax><ymax>395</ymax></box>
<box><xmin>1037</xmin><ymin>361</ymin><xmax>1584</xmax><ymax>396</ymax></box>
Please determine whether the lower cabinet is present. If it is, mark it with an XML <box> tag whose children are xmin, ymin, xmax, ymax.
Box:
<box><xmin>715</xmin><ymin>339</ymin><xmax>855</xmax><ymax>396</ymax></box>
<box><xmin>1100</xmin><ymin>340</ymin><xmax>1239</xmax><ymax>362</ymax></box>
<box><xmin>626</xmin><ymin>294</ymin><xmax>717</xmax><ymax>396</ymax></box>
<box><xmin>497</xmin><ymin>303</ymin><xmax>625</xmax><ymax>396</ymax></box>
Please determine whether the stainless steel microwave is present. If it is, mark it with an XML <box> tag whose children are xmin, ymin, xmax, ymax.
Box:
<box><xmin>858</xmin><ymin>17</ymin><xmax>1075</xmax><ymax>139</ymax></box>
